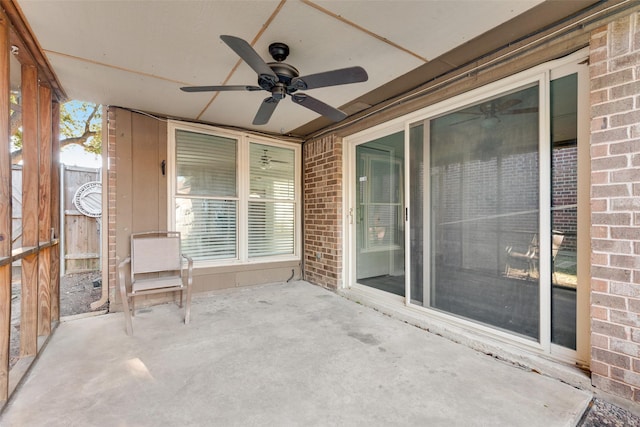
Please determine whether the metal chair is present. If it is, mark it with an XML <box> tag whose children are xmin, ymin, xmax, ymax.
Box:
<box><xmin>118</xmin><ymin>231</ymin><xmax>193</xmax><ymax>335</ymax></box>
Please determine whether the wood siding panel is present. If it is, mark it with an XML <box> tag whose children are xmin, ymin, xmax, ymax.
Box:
<box><xmin>19</xmin><ymin>64</ymin><xmax>38</xmax><ymax>357</ymax></box>
<box><xmin>131</xmin><ymin>113</ymin><xmax>160</xmax><ymax>232</ymax></box>
<box><xmin>0</xmin><ymin>7</ymin><xmax>11</xmax><ymax>401</ymax></box>
<box><xmin>50</xmin><ymin>102</ymin><xmax>60</xmax><ymax>322</ymax></box>
<box><xmin>157</xmin><ymin>120</ymin><xmax>168</xmax><ymax>231</ymax></box>
<box><xmin>37</xmin><ymin>85</ymin><xmax>52</xmax><ymax>336</ymax></box>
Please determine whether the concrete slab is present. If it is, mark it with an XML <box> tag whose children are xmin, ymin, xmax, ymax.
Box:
<box><xmin>0</xmin><ymin>281</ymin><xmax>591</xmax><ymax>426</ymax></box>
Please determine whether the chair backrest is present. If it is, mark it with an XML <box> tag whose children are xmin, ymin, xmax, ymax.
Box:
<box><xmin>551</xmin><ymin>231</ymin><xmax>564</xmax><ymax>259</ymax></box>
<box><xmin>131</xmin><ymin>231</ymin><xmax>182</xmax><ymax>275</ymax></box>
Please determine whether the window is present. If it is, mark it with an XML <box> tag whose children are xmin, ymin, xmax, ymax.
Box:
<box><xmin>175</xmin><ymin>129</ymin><xmax>238</xmax><ymax>261</ymax></box>
<box><xmin>249</xmin><ymin>143</ymin><xmax>296</xmax><ymax>257</ymax></box>
<box><xmin>169</xmin><ymin>122</ymin><xmax>300</xmax><ymax>265</ymax></box>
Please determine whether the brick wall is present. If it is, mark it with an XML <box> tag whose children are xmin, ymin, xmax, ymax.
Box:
<box><xmin>303</xmin><ymin>135</ymin><xmax>342</xmax><ymax>289</ymax></box>
<box><xmin>589</xmin><ymin>12</ymin><xmax>640</xmax><ymax>402</ymax></box>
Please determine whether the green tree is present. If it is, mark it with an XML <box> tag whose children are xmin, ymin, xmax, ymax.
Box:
<box><xmin>11</xmin><ymin>100</ymin><xmax>101</xmax><ymax>164</ymax></box>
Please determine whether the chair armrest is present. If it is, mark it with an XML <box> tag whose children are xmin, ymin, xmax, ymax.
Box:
<box><xmin>182</xmin><ymin>254</ymin><xmax>193</xmax><ymax>286</ymax></box>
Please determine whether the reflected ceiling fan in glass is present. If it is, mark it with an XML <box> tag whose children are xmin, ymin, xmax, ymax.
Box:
<box><xmin>449</xmin><ymin>98</ymin><xmax>538</xmax><ymax>128</ymax></box>
<box><xmin>259</xmin><ymin>149</ymin><xmax>289</xmax><ymax>170</ymax></box>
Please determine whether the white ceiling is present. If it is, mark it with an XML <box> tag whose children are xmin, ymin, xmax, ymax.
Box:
<box><xmin>18</xmin><ymin>0</ymin><xmax>546</xmax><ymax>136</ymax></box>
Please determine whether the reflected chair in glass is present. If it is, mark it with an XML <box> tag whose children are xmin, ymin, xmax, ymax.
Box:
<box><xmin>505</xmin><ymin>231</ymin><xmax>564</xmax><ymax>281</ymax></box>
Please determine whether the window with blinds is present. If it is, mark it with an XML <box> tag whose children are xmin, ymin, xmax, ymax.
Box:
<box><xmin>175</xmin><ymin>130</ymin><xmax>238</xmax><ymax>261</ymax></box>
<box><xmin>249</xmin><ymin>143</ymin><xmax>296</xmax><ymax>257</ymax></box>
<box><xmin>170</xmin><ymin>123</ymin><xmax>300</xmax><ymax>265</ymax></box>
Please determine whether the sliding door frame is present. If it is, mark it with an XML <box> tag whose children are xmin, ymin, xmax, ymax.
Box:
<box><xmin>342</xmin><ymin>48</ymin><xmax>589</xmax><ymax>364</ymax></box>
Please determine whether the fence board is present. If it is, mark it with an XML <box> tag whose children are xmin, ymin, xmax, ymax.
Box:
<box><xmin>62</xmin><ymin>165</ymin><xmax>100</xmax><ymax>273</ymax></box>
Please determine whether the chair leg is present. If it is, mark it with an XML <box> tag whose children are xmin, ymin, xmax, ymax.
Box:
<box><xmin>119</xmin><ymin>287</ymin><xmax>133</xmax><ymax>336</ymax></box>
<box><xmin>185</xmin><ymin>286</ymin><xmax>192</xmax><ymax>325</ymax></box>
<box><xmin>178</xmin><ymin>289</ymin><xmax>183</xmax><ymax>308</ymax></box>
<box><xmin>118</xmin><ymin>258</ymin><xmax>133</xmax><ymax>335</ymax></box>
<box><xmin>131</xmin><ymin>296</ymin><xmax>135</xmax><ymax>317</ymax></box>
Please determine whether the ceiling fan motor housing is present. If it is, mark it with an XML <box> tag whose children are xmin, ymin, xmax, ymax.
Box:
<box><xmin>258</xmin><ymin>61</ymin><xmax>300</xmax><ymax>95</ymax></box>
<box><xmin>268</xmin><ymin>42</ymin><xmax>289</xmax><ymax>62</ymax></box>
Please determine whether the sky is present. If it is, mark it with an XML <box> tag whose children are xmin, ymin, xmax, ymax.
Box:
<box><xmin>60</xmin><ymin>143</ymin><xmax>102</xmax><ymax>168</ymax></box>
<box><xmin>59</xmin><ymin>100</ymin><xmax>102</xmax><ymax>168</ymax></box>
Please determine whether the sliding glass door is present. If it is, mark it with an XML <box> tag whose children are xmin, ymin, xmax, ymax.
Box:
<box><xmin>354</xmin><ymin>132</ymin><xmax>405</xmax><ymax>297</ymax></box>
<box><xmin>346</xmin><ymin>51</ymin><xmax>588</xmax><ymax>362</ymax></box>
<box><xmin>411</xmin><ymin>83</ymin><xmax>541</xmax><ymax>340</ymax></box>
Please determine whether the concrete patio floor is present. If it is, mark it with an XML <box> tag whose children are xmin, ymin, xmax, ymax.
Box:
<box><xmin>0</xmin><ymin>281</ymin><xmax>591</xmax><ymax>426</ymax></box>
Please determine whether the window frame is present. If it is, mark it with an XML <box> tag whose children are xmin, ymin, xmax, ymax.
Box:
<box><xmin>167</xmin><ymin>120</ymin><xmax>301</xmax><ymax>267</ymax></box>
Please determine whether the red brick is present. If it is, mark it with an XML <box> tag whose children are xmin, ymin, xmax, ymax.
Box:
<box><xmin>611</xmin><ymin>282</ymin><xmax>640</xmax><ymax>298</ymax></box>
<box><xmin>591</xmin><ymin>199</ymin><xmax>608</xmax><ymax>212</ymax></box>
<box><xmin>592</xmin><ymin>305</ymin><xmax>609</xmax><ymax>320</ymax></box>
<box><xmin>611</xmin><ymin>227</ymin><xmax>640</xmax><ymax>240</ymax></box>
<box><xmin>592</xmin><ymin>278</ymin><xmax>610</xmax><ymax>292</ymax></box>
<box><xmin>591</xmin><ymin>212</ymin><xmax>631</xmax><ymax>226</ymax></box>
<box><xmin>610</xmin><ymin>52</ymin><xmax>640</xmax><ymax>72</ymax></box>
<box><xmin>593</xmin><ymin>346</ymin><xmax>631</xmax><ymax>368</ymax></box>
<box><xmin>610</xmin><ymin>139</ymin><xmax>640</xmax><ymax>154</ymax></box>
<box><xmin>592</xmin><ymin>332</ymin><xmax>610</xmax><ymax>349</ymax></box>
<box><xmin>593</xmin><ymin>292</ymin><xmax>627</xmax><ymax>310</ymax></box>
<box><xmin>592</xmin><ymin>360</ymin><xmax>610</xmax><ymax>376</ymax></box>
<box><xmin>610</xmin><ymin>16</ymin><xmax>632</xmax><ymax>56</ymax></box>
<box><xmin>591</xmin><ymin>69</ymin><xmax>634</xmax><ymax>91</ymax></box>
<box><xmin>591</xmin><ymin>89</ymin><xmax>609</xmax><ymax>104</ymax></box>
<box><xmin>611</xmin><ymin>111</ymin><xmax>640</xmax><ymax>129</ymax></box>
<box><xmin>592</xmin><ymin>252</ymin><xmax>608</xmax><ymax>266</ymax></box>
<box><xmin>611</xmin><ymin>255</ymin><xmax>640</xmax><ymax>270</ymax></box>
<box><xmin>592</xmin><ymin>375</ymin><xmax>634</xmax><ymax>401</ymax></box>
<box><xmin>592</xmin><ymin>98</ymin><xmax>634</xmax><ymax>117</ymax></box>
<box><xmin>591</xmin><ymin>128</ymin><xmax>630</xmax><ymax>145</ymax></box>
<box><xmin>611</xmin><ymin>81</ymin><xmax>640</xmax><ymax>100</ymax></box>
<box><xmin>610</xmin><ymin>337</ymin><xmax>640</xmax><ymax>357</ymax></box>
<box><xmin>611</xmin><ymin>366</ymin><xmax>640</xmax><ymax>388</ymax></box>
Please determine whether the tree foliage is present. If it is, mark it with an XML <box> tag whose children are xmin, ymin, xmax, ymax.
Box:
<box><xmin>11</xmin><ymin>100</ymin><xmax>101</xmax><ymax>163</ymax></box>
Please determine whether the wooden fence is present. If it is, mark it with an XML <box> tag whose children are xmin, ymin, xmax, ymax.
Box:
<box><xmin>12</xmin><ymin>165</ymin><xmax>100</xmax><ymax>274</ymax></box>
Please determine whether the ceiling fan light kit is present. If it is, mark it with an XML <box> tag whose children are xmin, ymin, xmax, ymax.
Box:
<box><xmin>181</xmin><ymin>35</ymin><xmax>368</xmax><ymax>126</ymax></box>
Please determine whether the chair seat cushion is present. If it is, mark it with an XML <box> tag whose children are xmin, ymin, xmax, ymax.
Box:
<box><xmin>132</xmin><ymin>276</ymin><xmax>184</xmax><ymax>293</ymax></box>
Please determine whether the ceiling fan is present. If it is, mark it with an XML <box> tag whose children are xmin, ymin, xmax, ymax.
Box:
<box><xmin>450</xmin><ymin>99</ymin><xmax>538</xmax><ymax>127</ymax></box>
<box><xmin>259</xmin><ymin>149</ymin><xmax>288</xmax><ymax>170</ymax></box>
<box><xmin>181</xmin><ymin>35</ymin><xmax>368</xmax><ymax>125</ymax></box>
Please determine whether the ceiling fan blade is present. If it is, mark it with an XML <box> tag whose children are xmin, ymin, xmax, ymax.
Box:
<box><xmin>449</xmin><ymin>116</ymin><xmax>481</xmax><ymax>126</ymax></box>
<box><xmin>501</xmin><ymin>107</ymin><xmax>539</xmax><ymax>114</ymax></box>
<box><xmin>291</xmin><ymin>66</ymin><xmax>368</xmax><ymax>90</ymax></box>
<box><xmin>291</xmin><ymin>94</ymin><xmax>347</xmax><ymax>122</ymax></box>
<box><xmin>253</xmin><ymin>97</ymin><xmax>280</xmax><ymax>125</ymax></box>
<box><xmin>497</xmin><ymin>99</ymin><xmax>522</xmax><ymax>111</ymax></box>
<box><xmin>181</xmin><ymin>85</ymin><xmax>262</xmax><ymax>92</ymax></box>
<box><xmin>220</xmin><ymin>35</ymin><xmax>277</xmax><ymax>81</ymax></box>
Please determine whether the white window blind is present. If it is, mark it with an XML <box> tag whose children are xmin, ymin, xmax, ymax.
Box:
<box><xmin>176</xmin><ymin>130</ymin><xmax>236</xmax><ymax>197</ymax></box>
<box><xmin>248</xmin><ymin>143</ymin><xmax>295</xmax><ymax>257</ymax></box>
<box><xmin>175</xmin><ymin>130</ymin><xmax>238</xmax><ymax>261</ymax></box>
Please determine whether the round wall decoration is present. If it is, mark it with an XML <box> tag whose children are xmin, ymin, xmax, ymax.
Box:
<box><xmin>73</xmin><ymin>181</ymin><xmax>102</xmax><ymax>218</ymax></box>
